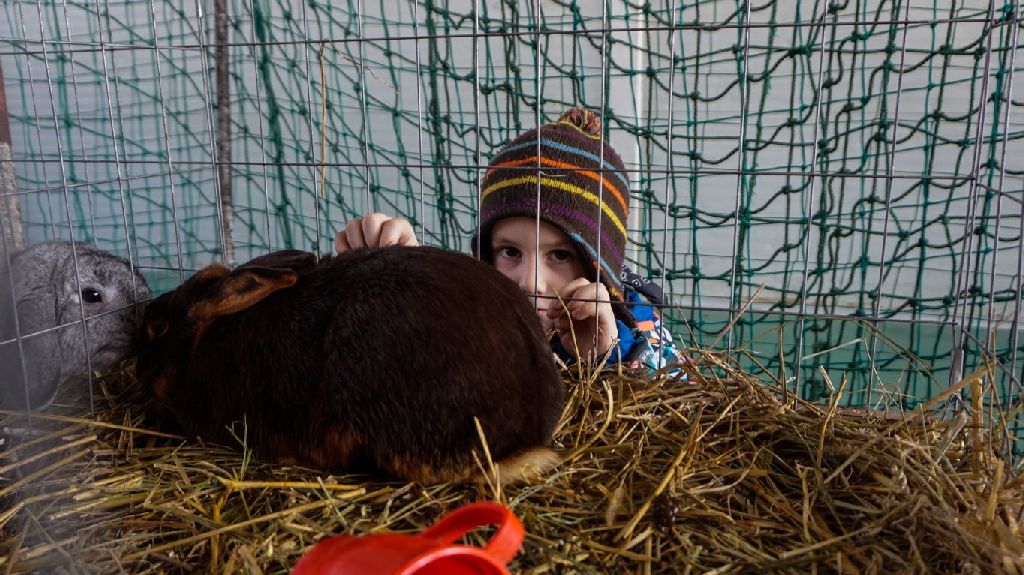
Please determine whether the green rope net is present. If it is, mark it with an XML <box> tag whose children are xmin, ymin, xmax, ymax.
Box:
<box><xmin>1</xmin><ymin>1</ymin><xmax>1022</xmax><ymax>449</ymax></box>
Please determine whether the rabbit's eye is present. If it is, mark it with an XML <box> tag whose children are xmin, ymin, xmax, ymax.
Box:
<box><xmin>81</xmin><ymin>288</ymin><xmax>103</xmax><ymax>303</ymax></box>
<box><xmin>146</xmin><ymin>320</ymin><xmax>169</xmax><ymax>341</ymax></box>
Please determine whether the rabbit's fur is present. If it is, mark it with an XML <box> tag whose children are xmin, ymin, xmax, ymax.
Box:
<box><xmin>0</xmin><ymin>241</ymin><xmax>151</xmax><ymax>409</ymax></box>
<box><xmin>136</xmin><ymin>246</ymin><xmax>565</xmax><ymax>484</ymax></box>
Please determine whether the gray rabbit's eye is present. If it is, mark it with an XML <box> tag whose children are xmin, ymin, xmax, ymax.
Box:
<box><xmin>81</xmin><ymin>288</ymin><xmax>103</xmax><ymax>303</ymax></box>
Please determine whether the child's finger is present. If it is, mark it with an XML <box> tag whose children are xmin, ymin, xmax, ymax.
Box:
<box><xmin>552</xmin><ymin>316</ymin><xmax>572</xmax><ymax>331</ymax></box>
<box><xmin>552</xmin><ymin>279</ymin><xmax>594</xmax><ymax>319</ymax></box>
<box><xmin>566</xmin><ymin>300</ymin><xmax>591</xmax><ymax>321</ymax></box>
<box><xmin>557</xmin><ymin>277</ymin><xmax>593</xmax><ymax>303</ymax></box>
<box><xmin>344</xmin><ymin>219</ymin><xmax>368</xmax><ymax>249</ymax></box>
<box><xmin>379</xmin><ymin>218</ymin><xmax>419</xmax><ymax>247</ymax></box>
<box><xmin>547</xmin><ymin>287</ymin><xmax>580</xmax><ymax>318</ymax></box>
<box><xmin>546</xmin><ymin>305</ymin><xmax>565</xmax><ymax>319</ymax></box>
<box><xmin>570</xmin><ymin>285</ymin><xmax>610</xmax><ymax>320</ymax></box>
<box><xmin>334</xmin><ymin>231</ymin><xmax>352</xmax><ymax>253</ymax></box>
<box><xmin>361</xmin><ymin>213</ymin><xmax>388</xmax><ymax>248</ymax></box>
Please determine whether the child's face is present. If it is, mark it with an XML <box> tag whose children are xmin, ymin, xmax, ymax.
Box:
<box><xmin>490</xmin><ymin>217</ymin><xmax>588</xmax><ymax>329</ymax></box>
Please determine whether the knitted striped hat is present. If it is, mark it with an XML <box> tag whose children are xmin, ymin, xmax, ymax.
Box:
<box><xmin>477</xmin><ymin>108</ymin><xmax>630</xmax><ymax>299</ymax></box>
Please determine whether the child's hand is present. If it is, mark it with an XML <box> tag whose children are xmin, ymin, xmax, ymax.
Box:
<box><xmin>335</xmin><ymin>213</ymin><xmax>419</xmax><ymax>253</ymax></box>
<box><xmin>547</xmin><ymin>278</ymin><xmax>616</xmax><ymax>362</ymax></box>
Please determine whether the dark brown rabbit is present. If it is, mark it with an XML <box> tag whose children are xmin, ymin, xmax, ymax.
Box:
<box><xmin>136</xmin><ymin>246</ymin><xmax>565</xmax><ymax>484</ymax></box>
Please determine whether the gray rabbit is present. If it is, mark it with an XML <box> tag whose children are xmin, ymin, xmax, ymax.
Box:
<box><xmin>0</xmin><ymin>241</ymin><xmax>150</xmax><ymax>410</ymax></box>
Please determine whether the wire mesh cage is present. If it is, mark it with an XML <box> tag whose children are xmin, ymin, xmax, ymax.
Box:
<box><xmin>0</xmin><ymin>1</ymin><xmax>1021</xmax><ymax>443</ymax></box>
<box><xmin>2</xmin><ymin>2</ymin><xmax>1024</xmax><ymax>573</ymax></box>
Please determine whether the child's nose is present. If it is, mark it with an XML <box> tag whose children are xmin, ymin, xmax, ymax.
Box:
<box><xmin>518</xmin><ymin>261</ymin><xmax>547</xmax><ymax>296</ymax></box>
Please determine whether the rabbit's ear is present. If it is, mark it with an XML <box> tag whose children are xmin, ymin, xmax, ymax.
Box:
<box><xmin>240</xmin><ymin>250</ymin><xmax>316</xmax><ymax>273</ymax></box>
<box><xmin>190</xmin><ymin>265</ymin><xmax>297</xmax><ymax>322</ymax></box>
<box><xmin>16</xmin><ymin>292</ymin><xmax>57</xmax><ymax>334</ymax></box>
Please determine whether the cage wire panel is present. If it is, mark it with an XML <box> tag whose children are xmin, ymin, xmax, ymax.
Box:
<box><xmin>0</xmin><ymin>0</ymin><xmax>1022</xmax><ymax>445</ymax></box>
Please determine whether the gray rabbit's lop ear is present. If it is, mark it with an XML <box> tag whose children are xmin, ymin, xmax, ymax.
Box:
<box><xmin>0</xmin><ymin>293</ymin><xmax>63</xmax><ymax>409</ymax></box>
<box><xmin>188</xmin><ymin>263</ymin><xmax>298</xmax><ymax>324</ymax></box>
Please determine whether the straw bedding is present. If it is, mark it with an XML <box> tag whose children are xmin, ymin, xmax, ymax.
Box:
<box><xmin>1</xmin><ymin>351</ymin><xmax>1021</xmax><ymax>574</ymax></box>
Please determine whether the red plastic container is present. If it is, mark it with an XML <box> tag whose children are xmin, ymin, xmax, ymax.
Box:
<box><xmin>290</xmin><ymin>501</ymin><xmax>524</xmax><ymax>575</ymax></box>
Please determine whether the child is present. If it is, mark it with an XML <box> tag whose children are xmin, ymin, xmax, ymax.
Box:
<box><xmin>335</xmin><ymin>108</ymin><xmax>685</xmax><ymax>373</ymax></box>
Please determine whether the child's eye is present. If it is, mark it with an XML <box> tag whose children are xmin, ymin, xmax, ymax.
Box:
<box><xmin>550</xmin><ymin>249</ymin><xmax>574</xmax><ymax>263</ymax></box>
<box><xmin>497</xmin><ymin>246</ymin><xmax>521</xmax><ymax>259</ymax></box>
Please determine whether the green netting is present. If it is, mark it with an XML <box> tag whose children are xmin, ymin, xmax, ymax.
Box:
<box><xmin>1</xmin><ymin>0</ymin><xmax>1022</xmax><ymax>448</ymax></box>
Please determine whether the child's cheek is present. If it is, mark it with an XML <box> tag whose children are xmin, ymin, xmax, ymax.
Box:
<box><xmin>493</xmin><ymin>258</ymin><xmax>517</xmax><ymax>282</ymax></box>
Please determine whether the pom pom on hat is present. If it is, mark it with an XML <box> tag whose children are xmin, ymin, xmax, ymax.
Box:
<box><xmin>558</xmin><ymin>108</ymin><xmax>602</xmax><ymax>137</ymax></box>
